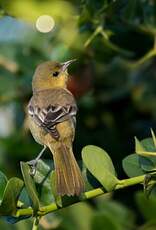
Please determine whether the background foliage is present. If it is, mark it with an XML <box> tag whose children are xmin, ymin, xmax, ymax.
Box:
<box><xmin>0</xmin><ymin>0</ymin><xmax>156</xmax><ymax>229</ymax></box>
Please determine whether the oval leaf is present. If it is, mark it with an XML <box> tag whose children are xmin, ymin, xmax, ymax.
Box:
<box><xmin>20</xmin><ymin>162</ymin><xmax>40</xmax><ymax>215</ymax></box>
<box><xmin>34</xmin><ymin>160</ymin><xmax>55</xmax><ymax>205</ymax></box>
<box><xmin>91</xmin><ymin>212</ymin><xmax>120</xmax><ymax>230</ymax></box>
<box><xmin>141</xmin><ymin>138</ymin><xmax>156</xmax><ymax>152</ymax></box>
<box><xmin>151</xmin><ymin>129</ymin><xmax>156</xmax><ymax>148</ymax></box>
<box><xmin>0</xmin><ymin>171</ymin><xmax>7</xmax><ymax>203</ymax></box>
<box><xmin>0</xmin><ymin>177</ymin><xmax>24</xmax><ymax>216</ymax></box>
<box><xmin>122</xmin><ymin>154</ymin><xmax>144</xmax><ymax>177</ymax></box>
<box><xmin>139</xmin><ymin>138</ymin><xmax>156</xmax><ymax>171</ymax></box>
<box><xmin>136</xmin><ymin>137</ymin><xmax>156</xmax><ymax>157</ymax></box>
<box><xmin>139</xmin><ymin>156</ymin><xmax>156</xmax><ymax>172</ymax></box>
<box><xmin>82</xmin><ymin>145</ymin><xmax>119</xmax><ymax>191</ymax></box>
<box><xmin>135</xmin><ymin>137</ymin><xmax>146</xmax><ymax>154</ymax></box>
<box><xmin>82</xmin><ymin>165</ymin><xmax>101</xmax><ymax>191</ymax></box>
<box><xmin>136</xmin><ymin>192</ymin><xmax>156</xmax><ymax>221</ymax></box>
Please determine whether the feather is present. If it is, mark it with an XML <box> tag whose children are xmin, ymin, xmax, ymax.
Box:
<box><xmin>49</xmin><ymin>142</ymin><xmax>85</xmax><ymax>196</ymax></box>
<box><xmin>28</xmin><ymin>103</ymin><xmax>77</xmax><ymax>140</ymax></box>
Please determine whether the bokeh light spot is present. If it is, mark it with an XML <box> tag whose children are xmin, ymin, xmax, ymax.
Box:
<box><xmin>36</xmin><ymin>15</ymin><xmax>55</xmax><ymax>33</ymax></box>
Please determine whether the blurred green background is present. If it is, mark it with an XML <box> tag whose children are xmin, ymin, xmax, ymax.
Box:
<box><xmin>0</xmin><ymin>0</ymin><xmax>156</xmax><ymax>229</ymax></box>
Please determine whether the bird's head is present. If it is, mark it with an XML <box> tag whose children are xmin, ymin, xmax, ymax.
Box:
<box><xmin>32</xmin><ymin>59</ymin><xmax>76</xmax><ymax>91</ymax></box>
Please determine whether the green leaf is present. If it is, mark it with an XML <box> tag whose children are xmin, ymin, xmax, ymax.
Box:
<box><xmin>149</xmin><ymin>183</ymin><xmax>156</xmax><ymax>197</ymax></box>
<box><xmin>82</xmin><ymin>164</ymin><xmax>101</xmax><ymax>191</ymax></box>
<box><xmin>33</xmin><ymin>160</ymin><xmax>55</xmax><ymax>205</ymax></box>
<box><xmin>82</xmin><ymin>145</ymin><xmax>119</xmax><ymax>191</ymax></box>
<box><xmin>96</xmin><ymin>199</ymin><xmax>134</xmax><ymax>229</ymax></box>
<box><xmin>59</xmin><ymin>202</ymin><xmax>93</xmax><ymax>230</ymax></box>
<box><xmin>136</xmin><ymin>192</ymin><xmax>156</xmax><ymax>221</ymax></box>
<box><xmin>135</xmin><ymin>137</ymin><xmax>146</xmax><ymax>154</ymax></box>
<box><xmin>91</xmin><ymin>212</ymin><xmax>121</xmax><ymax>230</ymax></box>
<box><xmin>122</xmin><ymin>154</ymin><xmax>144</xmax><ymax>177</ymax></box>
<box><xmin>151</xmin><ymin>129</ymin><xmax>156</xmax><ymax>148</ymax></box>
<box><xmin>91</xmin><ymin>200</ymin><xmax>134</xmax><ymax>230</ymax></box>
<box><xmin>0</xmin><ymin>177</ymin><xmax>24</xmax><ymax>216</ymax></box>
<box><xmin>138</xmin><ymin>138</ymin><xmax>156</xmax><ymax>172</ymax></box>
<box><xmin>141</xmin><ymin>138</ymin><xmax>156</xmax><ymax>152</ymax></box>
<box><xmin>0</xmin><ymin>171</ymin><xmax>7</xmax><ymax>203</ymax></box>
<box><xmin>18</xmin><ymin>187</ymin><xmax>31</xmax><ymax>208</ymax></box>
<box><xmin>20</xmin><ymin>162</ymin><xmax>40</xmax><ymax>215</ymax></box>
<box><xmin>139</xmin><ymin>156</ymin><xmax>156</xmax><ymax>172</ymax></box>
<box><xmin>5</xmin><ymin>217</ymin><xmax>32</xmax><ymax>228</ymax></box>
<box><xmin>4</xmin><ymin>188</ymin><xmax>31</xmax><ymax>223</ymax></box>
<box><xmin>135</xmin><ymin>137</ymin><xmax>156</xmax><ymax>157</ymax></box>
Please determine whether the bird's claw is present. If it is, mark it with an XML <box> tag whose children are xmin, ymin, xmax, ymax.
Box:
<box><xmin>27</xmin><ymin>159</ymin><xmax>37</xmax><ymax>176</ymax></box>
<box><xmin>27</xmin><ymin>146</ymin><xmax>47</xmax><ymax>176</ymax></box>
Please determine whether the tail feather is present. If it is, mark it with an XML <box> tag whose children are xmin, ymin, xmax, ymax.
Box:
<box><xmin>49</xmin><ymin>143</ymin><xmax>84</xmax><ymax>196</ymax></box>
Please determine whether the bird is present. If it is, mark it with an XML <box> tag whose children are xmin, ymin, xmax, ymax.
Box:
<box><xmin>27</xmin><ymin>59</ymin><xmax>85</xmax><ymax>196</ymax></box>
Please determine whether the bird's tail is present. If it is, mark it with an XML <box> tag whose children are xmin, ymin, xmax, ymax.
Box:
<box><xmin>49</xmin><ymin>142</ymin><xmax>85</xmax><ymax>196</ymax></box>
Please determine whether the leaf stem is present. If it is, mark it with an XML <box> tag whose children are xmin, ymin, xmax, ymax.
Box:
<box><xmin>15</xmin><ymin>173</ymin><xmax>147</xmax><ymax>217</ymax></box>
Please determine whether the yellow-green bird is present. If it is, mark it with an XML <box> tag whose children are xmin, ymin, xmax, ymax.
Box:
<box><xmin>27</xmin><ymin>60</ymin><xmax>85</xmax><ymax>196</ymax></box>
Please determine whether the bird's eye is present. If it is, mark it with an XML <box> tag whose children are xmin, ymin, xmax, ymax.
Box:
<box><xmin>52</xmin><ymin>71</ymin><xmax>59</xmax><ymax>77</ymax></box>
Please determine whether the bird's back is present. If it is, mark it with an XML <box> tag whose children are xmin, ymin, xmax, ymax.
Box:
<box><xmin>28</xmin><ymin>87</ymin><xmax>77</xmax><ymax>145</ymax></box>
<box><xmin>31</xmin><ymin>88</ymin><xmax>76</xmax><ymax>108</ymax></box>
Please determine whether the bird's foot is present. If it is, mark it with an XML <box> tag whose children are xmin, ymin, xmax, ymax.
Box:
<box><xmin>27</xmin><ymin>159</ymin><xmax>38</xmax><ymax>176</ymax></box>
<box><xmin>27</xmin><ymin>145</ymin><xmax>47</xmax><ymax>176</ymax></box>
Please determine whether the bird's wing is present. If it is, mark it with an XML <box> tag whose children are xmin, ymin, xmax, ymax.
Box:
<box><xmin>28</xmin><ymin>103</ymin><xmax>77</xmax><ymax>140</ymax></box>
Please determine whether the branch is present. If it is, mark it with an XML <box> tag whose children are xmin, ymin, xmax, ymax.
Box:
<box><xmin>126</xmin><ymin>49</ymin><xmax>156</xmax><ymax>69</ymax></box>
<box><xmin>124</xmin><ymin>35</ymin><xmax>156</xmax><ymax>69</ymax></box>
<box><xmin>15</xmin><ymin>174</ymin><xmax>145</xmax><ymax>217</ymax></box>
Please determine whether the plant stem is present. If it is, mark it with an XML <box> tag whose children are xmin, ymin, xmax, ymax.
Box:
<box><xmin>15</xmin><ymin>173</ymin><xmax>146</xmax><ymax>217</ymax></box>
<box><xmin>84</xmin><ymin>26</ymin><xmax>102</xmax><ymax>47</ymax></box>
<box><xmin>32</xmin><ymin>217</ymin><xmax>40</xmax><ymax>230</ymax></box>
<box><xmin>116</xmin><ymin>175</ymin><xmax>144</xmax><ymax>189</ymax></box>
<box><xmin>125</xmin><ymin>49</ymin><xmax>156</xmax><ymax>69</ymax></box>
<box><xmin>153</xmin><ymin>35</ymin><xmax>156</xmax><ymax>51</ymax></box>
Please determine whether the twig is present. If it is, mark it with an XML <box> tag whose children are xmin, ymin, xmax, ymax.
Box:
<box><xmin>15</xmin><ymin>174</ymin><xmax>146</xmax><ymax>218</ymax></box>
<box><xmin>123</xmin><ymin>49</ymin><xmax>156</xmax><ymax>69</ymax></box>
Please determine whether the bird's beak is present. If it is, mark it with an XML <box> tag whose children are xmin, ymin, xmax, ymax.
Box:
<box><xmin>61</xmin><ymin>59</ymin><xmax>76</xmax><ymax>72</ymax></box>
